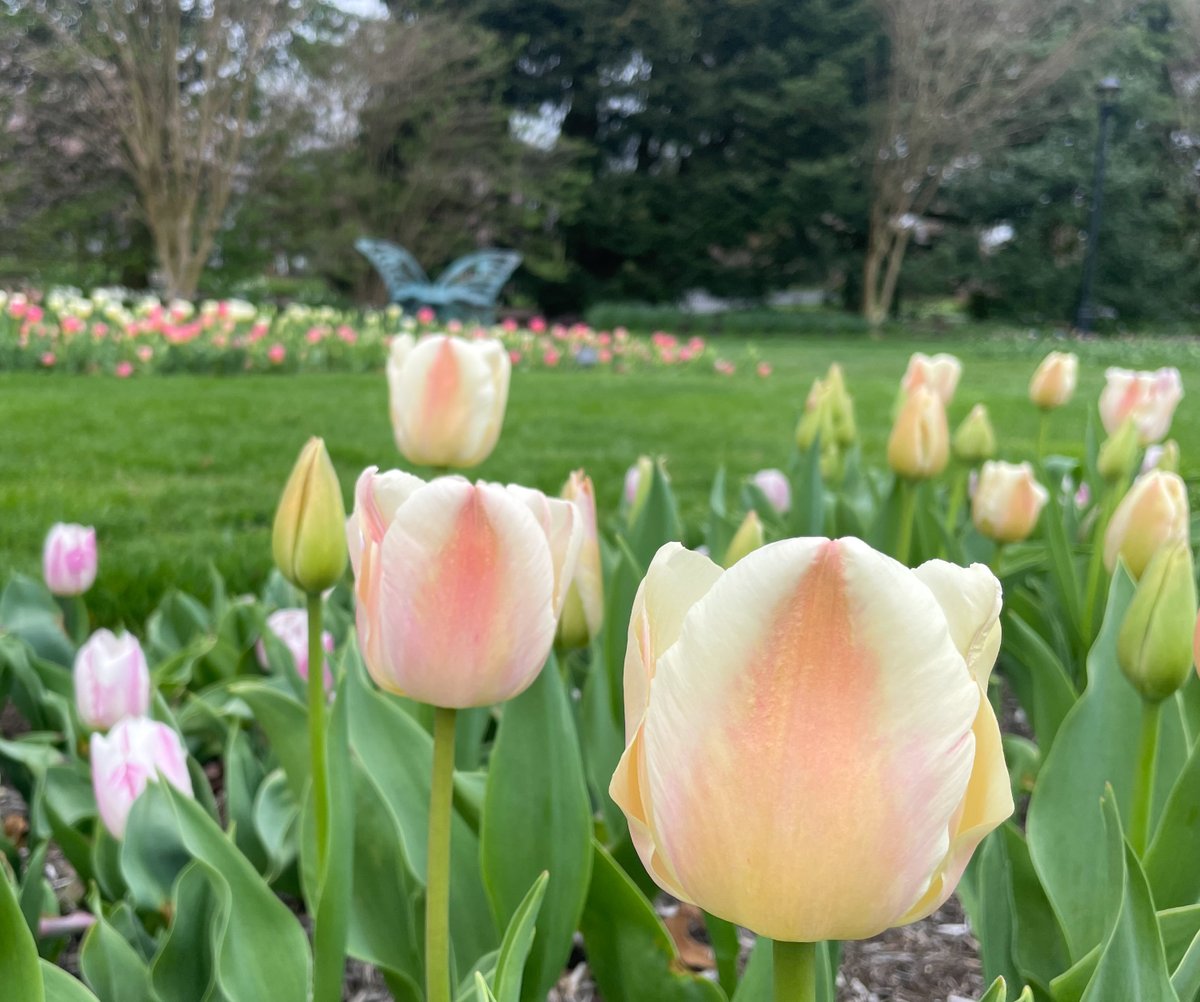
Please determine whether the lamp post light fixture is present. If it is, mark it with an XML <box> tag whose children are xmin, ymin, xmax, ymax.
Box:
<box><xmin>1075</xmin><ymin>75</ymin><xmax>1121</xmax><ymax>333</ymax></box>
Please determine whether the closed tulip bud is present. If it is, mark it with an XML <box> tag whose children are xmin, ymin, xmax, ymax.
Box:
<box><xmin>74</xmin><ymin>630</ymin><xmax>150</xmax><ymax>731</ymax></box>
<box><xmin>952</xmin><ymin>404</ymin><xmax>997</xmax><ymax>463</ymax></box>
<box><xmin>91</xmin><ymin>717</ymin><xmax>194</xmax><ymax>839</ymax></box>
<box><xmin>346</xmin><ymin>468</ymin><xmax>581</xmax><ymax>707</ymax></box>
<box><xmin>722</xmin><ymin>510</ymin><xmax>764</xmax><ymax>567</ymax></box>
<box><xmin>256</xmin><ymin>608</ymin><xmax>335</xmax><ymax>693</ymax></box>
<box><xmin>557</xmin><ymin>471</ymin><xmax>604</xmax><ymax>650</ymax></box>
<box><xmin>751</xmin><ymin>468</ymin><xmax>791</xmax><ymax>515</ymax></box>
<box><xmin>387</xmin><ymin>333</ymin><xmax>510</xmax><ymax>467</ymax></box>
<box><xmin>972</xmin><ymin>462</ymin><xmax>1048</xmax><ymax>544</ymax></box>
<box><xmin>272</xmin><ymin>438</ymin><xmax>348</xmax><ymax>594</ymax></box>
<box><xmin>1105</xmin><ymin>471</ymin><xmax>1190</xmax><ymax>579</ymax></box>
<box><xmin>624</xmin><ymin>456</ymin><xmax>658</xmax><ymax>523</ymax></box>
<box><xmin>1097</xmin><ymin>418</ymin><xmax>1140</xmax><ymax>483</ymax></box>
<box><xmin>825</xmin><ymin>363</ymin><xmax>857</xmax><ymax>446</ymax></box>
<box><xmin>901</xmin><ymin>352</ymin><xmax>962</xmax><ymax>405</ymax></box>
<box><xmin>888</xmin><ymin>387</ymin><xmax>949</xmax><ymax>480</ymax></box>
<box><xmin>1118</xmin><ymin>543</ymin><xmax>1197</xmax><ymax>703</ymax></box>
<box><xmin>795</xmin><ymin>379</ymin><xmax>835</xmax><ymax>451</ymax></box>
<box><xmin>1099</xmin><ymin>367</ymin><xmax>1183</xmax><ymax>445</ymax></box>
<box><xmin>611</xmin><ymin>540</ymin><xmax>1011</xmax><ymax>941</ymax></box>
<box><xmin>43</xmin><ymin>523</ymin><xmax>98</xmax><ymax>596</ymax></box>
<box><xmin>1029</xmin><ymin>351</ymin><xmax>1079</xmax><ymax>410</ymax></box>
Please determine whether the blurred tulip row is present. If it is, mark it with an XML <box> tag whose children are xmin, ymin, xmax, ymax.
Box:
<box><xmin>1</xmin><ymin>328</ymin><xmax>1197</xmax><ymax>1002</ymax></box>
<box><xmin>0</xmin><ymin>288</ymin><xmax>740</xmax><ymax>376</ymax></box>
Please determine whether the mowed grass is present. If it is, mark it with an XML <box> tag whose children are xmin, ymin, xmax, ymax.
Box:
<box><xmin>2</xmin><ymin>331</ymin><xmax>1198</xmax><ymax>626</ymax></box>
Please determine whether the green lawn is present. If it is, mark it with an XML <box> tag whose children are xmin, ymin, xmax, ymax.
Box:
<box><xmin>2</xmin><ymin>331</ymin><xmax>1197</xmax><ymax>626</ymax></box>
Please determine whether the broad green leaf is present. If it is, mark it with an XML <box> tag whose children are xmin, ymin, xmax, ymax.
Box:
<box><xmin>787</xmin><ymin>438</ymin><xmax>824</xmax><ymax>538</ymax></box>
<box><xmin>1078</xmin><ymin>792</ymin><xmax>1178</xmax><ymax>1002</ymax></box>
<box><xmin>1160</xmin><ymin>906</ymin><xmax>1200</xmax><ymax>969</ymax></box>
<box><xmin>474</xmin><ymin>972</ymin><xmax>500</xmax><ymax>1002</ymax></box>
<box><xmin>1001</xmin><ymin>825</ymin><xmax>1069</xmax><ymax>993</ymax></box>
<box><xmin>579</xmin><ymin>648</ymin><xmax>626</xmax><ymax>842</ymax></box>
<box><xmin>0</xmin><ymin>861</ymin><xmax>44</xmax><ymax>1002</ymax></box>
<box><xmin>579</xmin><ymin>841</ymin><xmax>724</xmax><ymax>1002</ymax></box>
<box><xmin>79</xmin><ymin>908</ymin><xmax>157</xmax><ymax>1002</ymax></box>
<box><xmin>0</xmin><ymin>574</ymin><xmax>75</xmax><ymax>667</ymax></box>
<box><xmin>19</xmin><ymin>843</ymin><xmax>48</xmax><ymax>940</ymax></box>
<box><xmin>42</xmin><ymin>963</ymin><xmax>101</xmax><ymax>1002</ymax></box>
<box><xmin>482</xmin><ymin>660</ymin><xmax>593</xmax><ymax>1002</ymax></box>
<box><xmin>979</xmin><ymin>978</ymin><xmax>1009</xmax><ymax>1002</ymax></box>
<box><xmin>1027</xmin><ymin>568</ymin><xmax>1187</xmax><ymax>959</ymax></box>
<box><xmin>1146</xmin><ymin>714</ymin><xmax>1200</xmax><ymax>908</ymax></box>
<box><xmin>1171</xmin><ymin>926</ymin><xmax>1200</xmax><ymax>1002</ymax></box>
<box><xmin>1038</xmin><ymin>478</ymin><xmax>1084</xmax><ymax>656</ymax></box>
<box><xmin>1001</xmin><ymin>609</ymin><xmax>1078</xmax><ymax>752</ymax></box>
<box><xmin>149</xmin><ymin>861</ymin><xmax>226</xmax><ymax>1002</ymax></box>
<box><xmin>963</xmin><ymin>830</ymin><xmax>1020</xmax><ymax>991</ymax></box>
<box><xmin>229</xmin><ymin>682</ymin><xmax>309</xmax><ymax>799</ymax></box>
<box><xmin>223</xmin><ymin>728</ymin><xmax>268</xmax><ymax>874</ymax></box>
<box><xmin>725</xmin><ymin>937</ymin><xmax>837</xmax><ymax>1002</ymax></box>
<box><xmin>491</xmin><ymin>872</ymin><xmax>549</xmax><ymax>1002</ymax></box>
<box><xmin>252</xmin><ymin>769</ymin><xmax>298</xmax><ymax>882</ymax></box>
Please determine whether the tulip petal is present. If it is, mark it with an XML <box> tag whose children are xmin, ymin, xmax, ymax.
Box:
<box><xmin>914</xmin><ymin>561</ymin><xmax>1002</xmax><ymax>686</ymax></box>
<box><xmin>506</xmin><ymin>485</ymin><xmax>582</xmax><ymax>617</ymax></box>
<box><xmin>640</xmin><ymin>537</ymin><xmax>977</xmax><ymax>941</ymax></box>
<box><xmin>375</xmin><ymin>479</ymin><xmax>556</xmax><ymax>707</ymax></box>
<box><xmin>895</xmin><ymin>687</ymin><xmax>1012</xmax><ymax>924</ymax></box>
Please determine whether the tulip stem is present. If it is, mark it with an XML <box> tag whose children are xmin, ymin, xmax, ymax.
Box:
<box><xmin>1082</xmin><ymin>485</ymin><xmax>1118</xmax><ymax>644</ymax></box>
<box><xmin>426</xmin><ymin>706</ymin><xmax>457</xmax><ymax>1002</ymax></box>
<box><xmin>307</xmin><ymin>592</ymin><xmax>331</xmax><ymax>876</ymax></box>
<box><xmin>895</xmin><ymin>478</ymin><xmax>917</xmax><ymax>566</ymax></box>
<box><xmin>773</xmin><ymin>940</ymin><xmax>817</xmax><ymax>1002</ymax></box>
<box><xmin>1036</xmin><ymin>411</ymin><xmax>1050</xmax><ymax>463</ymax></box>
<box><xmin>943</xmin><ymin>465</ymin><xmax>968</xmax><ymax>540</ymax></box>
<box><xmin>1130</xmin><ymin>699</ymin><xmax>1161</xmax><ymax>856</ymax></box>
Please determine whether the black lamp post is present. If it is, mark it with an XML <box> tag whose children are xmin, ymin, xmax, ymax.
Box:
<box><xmin>1075</xmin><ymin>75</ymin><xmax>1121</xmax><ymax>332</ymax></box>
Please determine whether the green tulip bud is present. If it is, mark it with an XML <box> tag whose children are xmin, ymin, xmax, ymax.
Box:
<box><xmin>625</xmin><ymin>455</ymin><xmax>658</xmax><ymax>524</ymax></box>
<box><xmin>723</xmin><ymin>511</ymin><xmax>765</xmax><ymax>567</ymax></box>
<box><xmin>272</xmin><ymin>437</ymin><xmax>348</xmax><ymax>594</ymax></box>
<box><xmin>1151</xmin><ymin>440</ymin><xmax>1181</xmax><ymax>474</ymax></box>
<box><xmin>824</xmin><ymin>364</ymin><xmax>857</xmax><ymax>447</ymax></box>
<box><xmin>1098</xmin><ymin>417</ymin><xmax>1140</xmax><ymax>484</ymax></box>
<box><xmin>952</xmin><ymin>404</ymin><xmax>997</xmax><ymax>463</ymax></box>
<box><xmin>1117</xmin><ymin>542</ymin><xmax>1198</xmax><ymax>703</ymax></box>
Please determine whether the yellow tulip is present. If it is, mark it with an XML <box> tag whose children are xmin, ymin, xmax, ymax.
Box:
<box><xmin>972</xmin><ymin>461</ymin><xmax>1048</xmax><ymax>544</ymax></box>
<box><xmin>1029</xmin><ymin>351</ymin><xmax>1079</xmax><ymax>410</ymax></box>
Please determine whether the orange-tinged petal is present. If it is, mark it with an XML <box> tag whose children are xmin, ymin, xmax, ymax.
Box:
<box><xmin>640</xmin><ymin>537</ymin><xmax>977</xmax><ymax>941</ymax></box>
<box><xmin>506</xmin><ymin>485</ymin><xmax>582</xmax><ymax>618</ymax></box>
<box><xmin>375</xmin><ymin>478</ymin><xmax>556</xmax><ymax>707</ymax></box>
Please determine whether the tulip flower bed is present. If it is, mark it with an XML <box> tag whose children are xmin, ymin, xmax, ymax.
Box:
<box><xmin>0</xmin><ymin>289</ymin><xmax>730</xmax><ymax>376</ymax></box>
<box><xmin>3</xmin><ymin>323</ymin><xmax>1200</xmax><ymax>1002</ymax></box>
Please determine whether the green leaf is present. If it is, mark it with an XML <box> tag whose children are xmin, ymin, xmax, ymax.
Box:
<box><xmin>223</xmin><ymin>728</ymin><xmax>268</xmax><ymax>874</ymax></box>
<box><xmin>252</xmin><ymin>769</ymin><xmax>298</xmax><ymax>883</ymax></box>
<box><xmin>126</xmin><ymin>782</ymin><xmax>312</xmax><ymax>1002</ymax></box>
<box><xmin>474</xmin><ymin>971</ymin><xmax>500</xmax><ymax>1002</ymax></box>
<box><xmin>1145</xmin><ymin>723</ymin><xmax>1200</xmax><ymax>909</ymax></box>
<box><xmin>491</xmin><ymin>872</ymin><xmax>549</xmax><ymax>1002</ymax></box>
<box><xmin>1001</xmin><ymin>825</ymin><xmax>1069</xmax><ymax>992</ymax></box>
<box><xmin>1078</xmin><ymin>790</ymin><xmax>1178</xmax><ymax>1002</ymax></box>
<box><xmin>229</xmin><ymin>682</ymin><xmax>309</xmax><ymax>799</ymax></box>
<box><xmin>0</xmin><ymin>574</ymin><xmax>75</xmax><ymax>667</ymax></box>
<box><xmin>579</xmin><ymin>841</ymin><xmax>725</xmax><ymax>1002</ymax></box>
<box><xmin>578</xmin><ymin>648</ymin><xmax>626</xmax><ymax>843</ymax></box>
<box><xmin>42</xmin><ymin>963</ymin><xmax>101</xmax><ymax>1002</ymax></box>
<box><xmin>1171</xmin><ymin>926</ymin><xmax>1200</xmax><ymax>1002</ymax></box>
<box><xmin>0</xmin><ymin>859</ymin><xmax>44</xmax><ymax>1002</ymax></box>
<box><xmin>149</xmin><ymin>861</ymin><xmax>226</xmax><ymax>1002</ymax></box>
<box><xmin>79</xmin><ymin>907</ymin><xmax>158</xmax><ymax>1002</ymax></box>
<box><xmin>1001</xmin><ymin>608</ymin><xmax>1078</xmax><ymax>752</ymax></box>
<box><xmin>979</xmin><ymin>978</ymin><xmax>1010</xmax><ymax>1002</ymax></box>
<box><xmin>704</xmin><ymin>912</ymin><xmax>740</xmax><ymax>998</ymax></box>
<box><xmin>788</xmin><ymin>438</ymin><xmax>824</xmax><ymax>537</ymax></box>
<box><xmin>1038</xmin><ymin>477</ymin><xmax>1084</xmax><ymax>656</ymax></box>
<box><xmin>482</xmin><ymin>660</ymin><xmax>593</xmax><ymax>1002</ymax></box>
<box><xmin>1027</xmin><ymin>567</ymin><xmax>1188</xmax><ymax>960</ymax></box>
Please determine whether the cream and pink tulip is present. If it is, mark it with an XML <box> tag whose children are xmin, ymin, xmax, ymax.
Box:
<box><xmin>888</xmin><ymin>387</ymin><xmax>949</xmax><ymax>480</ymax></box>
<box><xmin>972</xmin><ymin>462</ymin><xmax>1049</xmax><ymax>544</ymax></box>
<box><xmin>610</xmin><ymin>539</ymin><xmax>1011</xmax><ymax>941</ymax></box>
<box><xmin>1099</xmin><ymin>367</ymin><xmax>1183</xmax><ymax>445</ymax></box>
<box><xmin>347</xmin><ymin>468</ymin><xmax>581</xmax><ymax>708</ymax></box>
<box><xmin>901</xmin><ymin>353</ymin><xmax>961</xmax><ymax>405</ymax></box>
<box><xmin>1104</xmin><ymin>471</ymin><xmax>1190</xmax><ymax>579</ymax></box>
<box><xmin>1029</xmin><ymin>352</ymin><xmax>1079</xmax><ymax>410</ymax></box>
<box><xmin>74</xmin><ymin>630</ymin><xmax>151</xmax><ymax>731</ymax></box>
<box><xmin>386</xmin><ymin>334</ymin><xmax>510</xmax><ymax>468</ymax></box>
<box><xmin>43</xmin><ymin>523</ymin><xmax>98</xmax><ymax>596</ymax></box>
<box><xmin>91</xmin><ymin>717</ymin><xmax>193</xmax><ymax>839</ymax></box>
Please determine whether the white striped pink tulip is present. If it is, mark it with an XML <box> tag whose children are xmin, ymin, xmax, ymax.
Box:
<box><xmin>347</xmin><ymin>468</ymin><xmax>581</xmax><ymax>707</ymax></box>
<box><xmin>91</xmin><ymin>717</ymin><xmax>193</xmax><ymax>839</ymax></box>
<box><xmin>256</xmin><ymin>608</ymin><xmax>335</xmax><ymax>693</ymax></box>
<box><xmin>43</xmin><ymin>523</ymin><xmax>98</xmax><ymax>596</ymax></box>
<box><xmin>610</xmin><ymin>538</ymin><xmax>1012</xmax><ymax>941</ymax></box>
<box><xmin>74</xmin><ymin>630</ymin><xmax>151</xmax><ymax>731</ymax></box>
<box><xmin>387</xmin><ymin>334</ymin><xmax>510</xmax><ymax>468</ymax></box>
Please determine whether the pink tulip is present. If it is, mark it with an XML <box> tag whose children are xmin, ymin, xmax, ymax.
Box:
<box><xmin>115</xmin><ymin>361</ymin><xmax>133</xmax><ymax>379</ymax></box>
<box><xmin>901</xmin><ymin>353</ymin><xmax>962</xmax><ymax>405</ymax></box>
<box><xmin>74</xmin><ymin>630</ymin><xmax>151</xmax><ymax>731</ymax></box>
<box><xmin>268</xmin><ymin>343</ymin><xmax>286</xmax><ymax>364</ymax></box>
<box><xmin>610</xmin><ymin>539</ymin><xmax>1011</xmax><ymax>941</ymax></box>
<box><xmin>417</xmin><ymin>307</ymin><xmax>437</xmax><ymax>325</ymax></box>
<box><xmin>530</xmin><ymin>317</ymin><xmax>547</xmax><ymax>333</ymax></box>
<box><xmin>40</xmin><ymin>352</ymin><xmax>56</xmax><ymax>367</ymax></box>
<box><xmin>544</xmin><ymin>348</ymin><xmax>561</xmax><ymax>367</ymax></box>
<box><xmin>751</xmin><ymin>469</ymin><xmax>791</xmax><ymax>515</ymax></box>
<box><xmin>256</xmin><ymin>608</ymin><xmax>335</xmax><ymax>693</ymax></box>
<box><xmin>137</xmin><ymin>346</ymin><xmax>154</xmax><ymax>363</ymax></box>
<box><xmin>43</xmin><ymin>523</ymin><xmax>98</xmax><ymax>596</ymax></box>
<box><xmin>91</xmin><ymin>717</ymin><xmax>193</xmax><ymax>839</ymax></box>
<box><xmin>347</xmin><ymin>468</ymin><xmax>581</xmax><ymax>707</ymax></box>
<box><xmin>387</xmin><ymin>334</ymin><xmax>510</xmax><ymax>468</ymax></box>
<box><xmin>756</xmin><ymin>362</ymin><xmax>773</xmax><ymax>378</ymax></box>
<box><xmin>1099</xmin><ymin>367</ymin><xmax>1183</xmax><ymax>445</ymax></box>
<box><xmin>714</xmin><ymin>359</ymin><xmax>735</xmax><ymax>376</ymax></box>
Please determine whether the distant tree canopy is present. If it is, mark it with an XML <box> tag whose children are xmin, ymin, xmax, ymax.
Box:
<box><xmin>1</xmin><ymin>0</ymin><xmax>1198</xmax><ymax>324</ymax></box>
